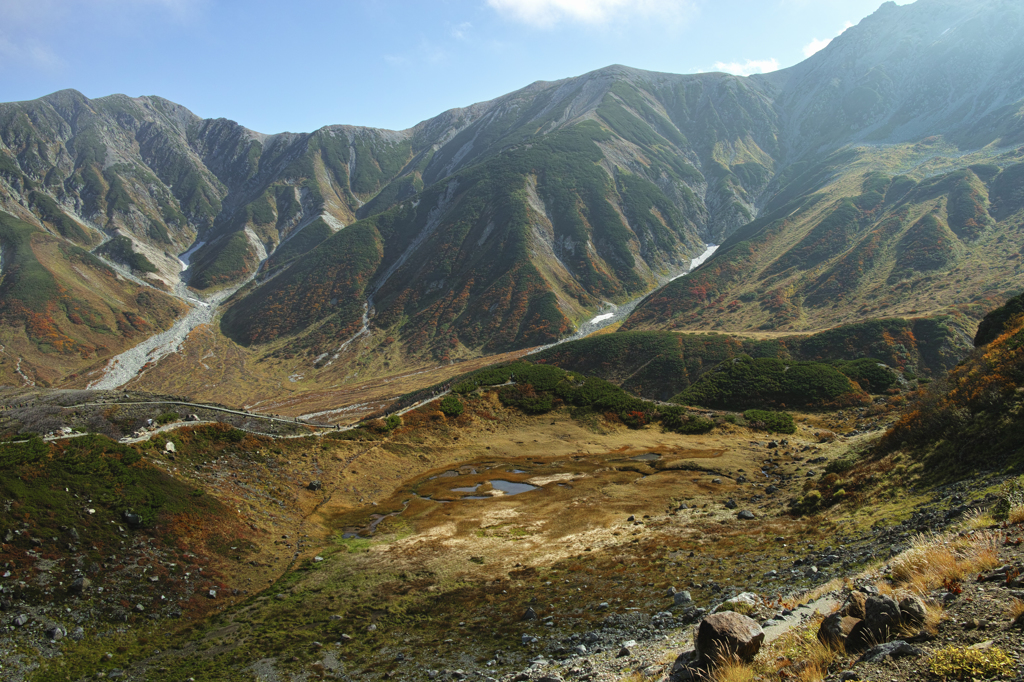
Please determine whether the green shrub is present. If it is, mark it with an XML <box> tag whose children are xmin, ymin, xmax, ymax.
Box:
<box><xmin>743</xmin><ymin>409</ymin><xmax>796</xmax><ymax>434</ymax></box>
<box><xmin>384</xmin><ymin>415</ymin><xmax>402</xmax><ymax>431</ymax></box>
<box><xmin>499</xmin><ymin>385</ymin><xmax>554</xmax><ymax>414</ymax></box>
<box><xmin>156</xmin><ymin>411</ymin><xmax>180</xmax><ymax>426</ymax></box>
<box><xmin>439</xmin><ymin>395</ymin><xmax>464</xmax><ymax>417</ymax></box>
<box><xmin>928</xmin><ymin>645</ymin><xmax>1015</xmax><ymax>680</ymax></box>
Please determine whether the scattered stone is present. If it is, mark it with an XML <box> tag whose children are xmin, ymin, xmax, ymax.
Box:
<box><xmin>712</xmin><ymin>478</ymin><xmax>722</xmax><ymax>484</ymax></box>
<box><xmin>858</xmin><ymin>640</ymin><xmax>924</xmax><ymax>663</ymax></box>
<box><xmin>13</xmin><ymin>613</ymin><xmax>29</xmax><ymax>627</ymax></box>
<box><xmin>70</xmin><ymin>626</ymin><xmax>85</xmax><ymax>641</ymax></box>
<box><xmin>737</xmin><ymin>510</ymin><xmax>755</xmax><ymax>520</ymax></box>
<box><xmin>724</xmin><ymin>499</ymin><xmax>737</xmax><ymax>509</ymax></box>
<box><xmin>695</xmin><ymin>611</ymin><xmax>764</xmax><ymax>664</ymax></box>
<box><xmin>45</xmin><ymin>624</ymin><xmax>65</xmax><ymax>641</ymax></box>
<box><xmin>843</xmin><ymin>591</ymin><xmax>867</xmax><ymax>619</ymax></box>
<box><xmin>314</xmin><ymin>555</ymin><xmax>324</xmax><ymax>562</ymax></box>
<box><xmin>68</xmin><ymin>576</ymin><xmax>92</xmax><ymax>595</ymax></box>
<box><xmin>667</xmin><ymin>586</ymin><xmax>677</xmax><ymax>596</ymax></box>
<box><xmin>573</xmin><ymin>644</ymin><xmax>587</xmax><ymax>655</ymax></box>
<box><xmin>673</xmin><ymin>591</ymin><xmax>692</xmax><ymax>606</ymax></box>
<box><xmin>164</xmin><ymin>442</ymin><xmax>175</xmax><ymax>453</ymax></box>
<box><xmin>122</xmin><ymin>511</ymin><xmax>143</xmax><ymax>528</ymax></box>
<box><xmin>207</xmin><ymin>589</ymin><xmax>217</xmax><ymax>599</ymax></box>
<box><xmin>522</xmin><ymin>607</ymin><xmax>538</xmax><ymax>621</ymax></box>
<box><xmin>308</xmin><ymin>481</ymin><xmax>322</xmax><ymax>491</ymax></box>
<box><xmin>899</xmin><ymin>595</ymin><xmax>927</xmax><ymax>629</ymax></box>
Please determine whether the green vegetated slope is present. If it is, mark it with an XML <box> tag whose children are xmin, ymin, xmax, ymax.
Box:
<box><xmin>221</xmin><ymin>120</ymin><xmax>717</xmax><ymax>358</ymax></box>
<box><xmin>3</xmin><ymin>0</ymin><xmax>1024</xmax><ymax>379</ymax></box>
<box><xmin>877</xmin><ymin>305</ymin><xmax>1024</xmax><ymax>475</ymax></box>
<box><xmin>0</xmin><ymin>210</ymin><xmax>185</xmax><ymax>386</ymax></box>
<box><xmin>401</xmin><ymin>360</ymin><xmax>717</xmax><ymax>433</ymax></box>
<box><xmin>672</xmin><ymin>356</ymin><xmax>873</xmax><ymax>410</ymax></box>
<box><xmin>533</xmin><ymin>316</ymin><xmax>968</xmax><ymax>401</ymax></box>
<box><xmin>624</xmin><ymin>149</ymin><xmax>1024</xmax><ymax>335</ymax></box>
<box><xmin>974</xmin><ymin>289</ymin><xmax>1024</xmax><ymax>346</ymax></box>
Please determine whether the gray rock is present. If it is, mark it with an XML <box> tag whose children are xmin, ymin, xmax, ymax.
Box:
<box><xmin>859</xmin><ymin>640</ymin><xmax>924</xmax><ymax>663</ymax></box>
<box><xmin>70</xmin><ymin>626</ymin><xmax>85</xmax><ymax>641</ymax></box>
<box><xmin>45</xmin><ymin>624</ymin><xmax>65</xmax><ymax>641</ymax></box>
<box><xmin>673</xmin><ymin>591</ymin><xmax>692</xmax><ymax>605</ymax></box>
<box><xmin>667</xmin><ymin>586</ymin><xmax>677</xmax><ymax>596</ymax></box>
<box><xmin>13</xmin><ymin>613</ymin><xmax>29</xmax><ymax>627</ymax></box>
<box><xmin>724</xmin><ymin>499</ymin><xmax>737</xmax><ymax>510</ymax></box>
<box><xmin>68</xmin><ymin>576</ymin><xmax>91</xmax><ymax>595</ymax></box>
<box><xmin>522</xmin><ymin>607</ymin><xmax>538</xmax><ymax>621</ymax></box>
<box><xmin>737</xmin><ymin>510</ymin><xmax>755</xmax><ymax>520</ymax></box>
<box><xmin>573</xmin><ymin>644</ymin><xmax>587</xmax><ymax>655</ymax></box>
<box><xmin>899</xmin><ymin>596</ymin><xmax>927</xmax><ymax>629</ymax></box>
<box><xmin>863</xmin><ymin>594</ymin><xmax>901</xmax><ymax>639</ymax></box>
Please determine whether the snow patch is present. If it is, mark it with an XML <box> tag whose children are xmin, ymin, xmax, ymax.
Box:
<box><xmin>177</xmin><ymin>240</ymin><xmax>206</xmax><ymax>272</ymax></box>
<box><xmin>588</xmin><ymin>312</ymin><xmax>615</xmax><ymax>324</ymax></box>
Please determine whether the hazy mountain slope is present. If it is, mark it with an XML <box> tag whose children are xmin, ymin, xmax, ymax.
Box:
<box><xmin>623</xmin><ymin>144</ymin><xmax>1024</xmax><ymax>334</ymax></box>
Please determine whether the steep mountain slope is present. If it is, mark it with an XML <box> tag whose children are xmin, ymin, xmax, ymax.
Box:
<box><xmin>0</xmin><ymin>210</ymin><xmax>186</xmax><ymax>387</ymax></box>
<box><xmin>2</xmin><ymin>0</ymin><xmax>1024</xmax><ymax>393</ymax></box>
<box><xmin>623</xmin><ymin>0</ymin><xmax>1024</xmax><ymax>335</ymax></box>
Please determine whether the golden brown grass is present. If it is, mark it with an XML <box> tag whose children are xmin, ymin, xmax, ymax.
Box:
<box><xmin>713</xmin><ymin>658</ymin><xmax>756</xmax><ymax>682</ymax></box>
<box><xmin>1008</xmin><ymin>598</ymin><xmax>1024</xmax><ymax>624</ymax></box>
<box><xmin>1009</xmin><ymin>503</ymin><xmax>1024</xmax><ymax>526</ymax></box>
<box><xmin>755</xmin><ymin>618</ymin><xmax>841</xmax><ymax>682</ymax></box>
<box><xmin>890</xmin><ymin>530</ymin><xmax>1002</xmax><ymax>592</ymax></box>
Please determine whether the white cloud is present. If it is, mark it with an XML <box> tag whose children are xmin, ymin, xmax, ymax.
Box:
<box><xmin>449</xmin><ymin>21</ymin><xmax>472</xmax><ymax>40</ymax></box>
<box><xmin>712</xmin><ymin>58</ymin><xmax>779</xmax><ymax>77</ymax></box>
<box><xmin>486</xmin><ymin>0</ymin><xmax>691</xmax><ymax>28</ymax></box>
<box><xmin>803</xmin><ymin>21</ymin><xmax>855</xmax><ymax>58</ymax></box>
<box><xmin>802</xmin><ymin>37</ymin><xmax>831</xmax><ymax>57</ymax></box>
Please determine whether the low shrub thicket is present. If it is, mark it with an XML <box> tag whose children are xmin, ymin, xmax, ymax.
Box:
<box><xmin>742</xmin><ymin>409</ymin><xmax>796</xmax><ymax>434</ymax></box>
<box><xmin>673</xmin><ymin>355</ymin><xmax>868</xmax><ymax>410</ymax></box>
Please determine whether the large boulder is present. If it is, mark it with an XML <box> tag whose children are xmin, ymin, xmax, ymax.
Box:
<box><xmin>695</xmin><ymin>611</ymin><xmax>765</xmax><ymax>664</ymax></box>
<box><xmin>842</xmin><ymin>591</ymin><xmax>867</xmax><ymax>619</ymax></box>
<box><xmin>863</xmin><ymin>595</ymin><xmax>901</xmax><ymax>639</ymax></box>
<box><xmin>898</xmin><ymin>596</ymin><xmax>927</xmax><ymax>629</ymax></box>
<box><xmin>818</xmin><ymin>612</ymin><xmax>862</xmax><ymax>648</ymax></box>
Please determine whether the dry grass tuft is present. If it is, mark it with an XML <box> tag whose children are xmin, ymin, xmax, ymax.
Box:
<box><xmin>1008</xmin><ymin>598</ymin><xmax>1024</xmax><ymax>625</ymax></box>
<box><xmin>713</xmin><ymin>658</ymin><xmax>756</xmax><ymax>682</ymax></box>
<box><xmin>890</xmin><ymin>530</ymin><xmax>1002</xmax><ymax>591</ymax></box>
<box><xmin>1009</xmin><ymin>503</ymin><xmax>1024</xmax><ymax>525</ymax></box>
<box><xmin>755</xmin><ymin>618</ymin><xmax>839</xmax><ymax>682</ymax></box>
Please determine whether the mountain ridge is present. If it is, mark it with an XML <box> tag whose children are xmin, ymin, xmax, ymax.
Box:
<box><xmin>3</xmin><ymin>0</ymin><xmax>1024</xmax><ymax>393</ymax></box>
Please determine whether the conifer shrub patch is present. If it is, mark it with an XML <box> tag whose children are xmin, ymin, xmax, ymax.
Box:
<box><xmin>439</xmin><ymin>395</ymin><xmax>464</xmax><ymax>417</ymax></box>
<box><xmin>673</xmin><ymin>355</ymin><xmax>867</xmax><ymax>410</ymax></box>
<box><xmin>742</xmin><ymin>409</ymin><xmax>796</xmax><ymax>434</ymax></box>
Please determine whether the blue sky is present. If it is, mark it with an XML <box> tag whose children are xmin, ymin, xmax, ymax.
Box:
<box><xmin>0</xmin><ymin>0</ymin><xmax>911</xmax><ymax>134</ymax></box>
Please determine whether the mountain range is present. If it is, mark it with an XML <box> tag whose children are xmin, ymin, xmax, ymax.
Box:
<box><xmin>1</xmin><ymin>0</ymin><xmax>1023</xmax><ymax>395</ymax></box>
